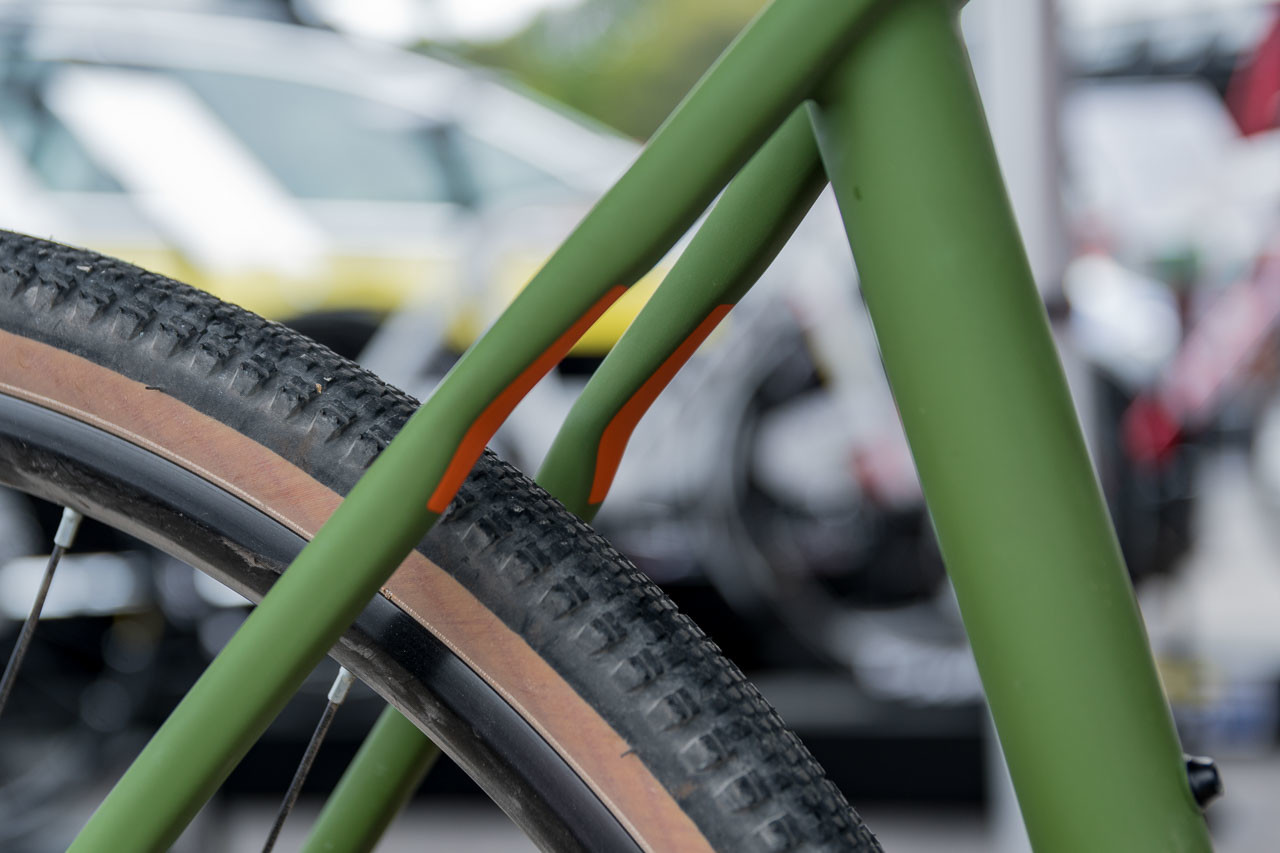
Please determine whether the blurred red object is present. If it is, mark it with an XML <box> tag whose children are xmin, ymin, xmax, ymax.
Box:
<box><xmin>1122</xmin><ymin>394</ymin><xmax>1181</xmax><ymax>468</ymax></box>
<box><xmin>1227</xmin><ymin>5</ymin><xmax>1280</xmax><ymax>135</ymax></box>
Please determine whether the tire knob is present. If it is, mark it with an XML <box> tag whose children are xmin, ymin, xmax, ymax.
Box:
<box><xmin>1185</xmin><ymin>754</ymin><xmax>1224</xmax><ymax>809</ymax></box>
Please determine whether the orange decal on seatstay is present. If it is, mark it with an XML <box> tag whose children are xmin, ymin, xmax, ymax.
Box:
<box><xmin>428</xmin><ymin>286</ymin><xmax>627</xmax><ymax>513</ymax></box>
<box><xmin>589</xmin><ymin>304</ymin><xmax>733</xmax><ymax>505</ymax></box>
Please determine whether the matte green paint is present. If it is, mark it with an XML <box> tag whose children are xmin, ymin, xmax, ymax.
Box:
<box><xmin>289</xmin><ymin>47</ymin><xmax>844</xmax><ymax>853</ymax></box>
<box><xmin>537</xmin><ymin>107</ymin><xmax>828</xmax><ymax>519</ymax></box>
<box><xmin>69</xmin><ymin>0</ymin><xmax>1206</xmax><ymax>848</ymax></box>
<box><xmin>70</xmin><ymin>2</ymin><xmax>883</xmax><ymax>848</ymax></box>
<box><xmin>299</xmin><ymin>706</ymin><xmax>440</xmax><ymax>853</ymax></box>
<box><xmin>809</xmin><ymin>1</ymin><xmax>1211</xmax><ymax>850</ymax></box>
<box><xmin>288</xmin><ymin>81</ymin><xmax>837</xmax><ymax>853</ymax></box>
<box><xmin>417</xmin><ymin>0</ymin><xmax>883</xmax><ymax>471</ymax></box>
<box><xmin>71</xmin><ymin>450</ymin><xmax>445</xmax><ymax>850</ymax></box>
<box><xmin>295</xmin><ymin>97</ymin><xmax>834</xmax><ymax>853</ymax></box>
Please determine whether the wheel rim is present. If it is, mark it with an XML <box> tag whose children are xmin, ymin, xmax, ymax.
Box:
<box><xmin>0</xmin><ymin>389</ymin><xmax>641</xmax><ymax>852</ymax></box>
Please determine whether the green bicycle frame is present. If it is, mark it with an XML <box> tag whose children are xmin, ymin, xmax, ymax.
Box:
<box><xmin>70</xmin><ymin>1</ymin><xmax>1212</xmax><ymax>851</ymax></box>
<box><xmin>537</xmin><ymin>105</ymin><xmax>829</xmax><ymax>520</ymax></box>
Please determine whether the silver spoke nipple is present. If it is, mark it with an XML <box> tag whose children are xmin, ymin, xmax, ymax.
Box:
<box><xmin>327</xmin><ymin>667</ymin><xmax>355</xmax><ymax>705</ymax></box>
<box><xmin>53</xmin><ymin>507</ymin><xmax>84</xmax><ymax>549</ymax></box>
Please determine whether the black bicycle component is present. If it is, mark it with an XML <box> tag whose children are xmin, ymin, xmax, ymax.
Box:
<box><xmin>1184</xmin><ymin>754</ymin><xmax>1224</xmax><ymax>809</ymax></box>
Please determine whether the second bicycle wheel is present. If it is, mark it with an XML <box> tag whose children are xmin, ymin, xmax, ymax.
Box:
<box><xmin>0</xmin><ymin>231</ymin><xmax>880</xmax><ymax>852</ymax></box>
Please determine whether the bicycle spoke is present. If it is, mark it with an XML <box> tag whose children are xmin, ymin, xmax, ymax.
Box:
<box><xmin>0</xmin><ymin>507</ymin><xmax>83</xmax><ymax>722</ymax></box>
<box><xmin>261</xmin><ymin>667</ymin><xmax>356</xmax><ymax>853</ymax></box>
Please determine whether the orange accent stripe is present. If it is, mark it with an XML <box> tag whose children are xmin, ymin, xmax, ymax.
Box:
<box><xmin>428</xmin><ymin>286</ymin><xmax>627</xmax><ymax>513</ymax></box>
<box><xmin>589</xmin><ymin>304</ymin><xmax>733</xmax><ymax>505</ymax></box>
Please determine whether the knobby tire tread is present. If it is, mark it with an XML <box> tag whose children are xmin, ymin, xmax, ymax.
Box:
<box><xmin>0</xmin><ymin>231</ymin><xmax>880</xmax><ymax>853</ymax></box>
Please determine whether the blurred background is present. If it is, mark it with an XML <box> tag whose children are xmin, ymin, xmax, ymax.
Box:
<box><xmin>2</xmin><ymin>0</ymin><xmax>1280</xmax><ymax>849</ymax></box>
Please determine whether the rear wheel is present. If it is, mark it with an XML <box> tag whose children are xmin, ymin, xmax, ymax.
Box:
<box><xmin>0</xmin><ymin>231</ymin><xmax>880</xmax><ymax>852</ymax></box>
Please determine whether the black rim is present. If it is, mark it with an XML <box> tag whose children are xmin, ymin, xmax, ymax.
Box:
<box><xmin>0</xmin><ymin>390</ymin><xmax>641</xmax><ymax>853</ymax></box>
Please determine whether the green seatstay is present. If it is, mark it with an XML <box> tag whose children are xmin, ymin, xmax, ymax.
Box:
<box><xmin>68</xmin><ymin>0</ymin><xmax>1212</xmax><ymax>850</ymax></box>
<box><xmin>69</xmin><ymin>1</ymin><xmax>882</xmax><ymax>849</ymax></box>
<box><xmin>538</xmin><ymin>106</ymin><xmax>828</xmax><ymax>519</ymax></box>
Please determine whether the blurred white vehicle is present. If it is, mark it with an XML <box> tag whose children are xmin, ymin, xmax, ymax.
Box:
<box><xmin>0</xmin><ymin>1</ymin><xmax>635</xmax><ymax>328</ymax></box>
<box><xmin>0</xmin><ymin>2</ymin><xmax>930</xmax><ymax>670</ymax></box>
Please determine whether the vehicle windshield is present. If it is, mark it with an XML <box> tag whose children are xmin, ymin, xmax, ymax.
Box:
<box><xmin>0</xmin><ymin>56</ymin><xmax>575</xmax><ymax>206</ymax></box>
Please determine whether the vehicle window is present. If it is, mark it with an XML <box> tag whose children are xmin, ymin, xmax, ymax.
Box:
<box><xmin>458</xmin><ymin>133</ymin><xmax>575</xmax><ymax>203</ymax></box>
<box><xmin>0</xmin><ymin>66</ymin><xmax>122</xmax><ymax>192</ymax></box>
<box><xmin>177</xmin><ymin>68</ymin><xmax>454</xmax><ymax>203</ymax></box>
<box><xmin>0</xmin><ymin>58</ymin><xmax>576</xmax><ymax>206</ymax></box>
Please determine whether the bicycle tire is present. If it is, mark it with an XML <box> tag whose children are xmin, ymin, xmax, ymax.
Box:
<box><xmin>0</xmin><ymin>230</ymin><xmax>881</xmax><ymax>852</ymax></box>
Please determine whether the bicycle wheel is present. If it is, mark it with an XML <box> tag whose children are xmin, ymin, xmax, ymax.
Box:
<box><xmin>0</xmin><ymin>231</ymin><xmax>880</xmax><ymax>852</ymax></box>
